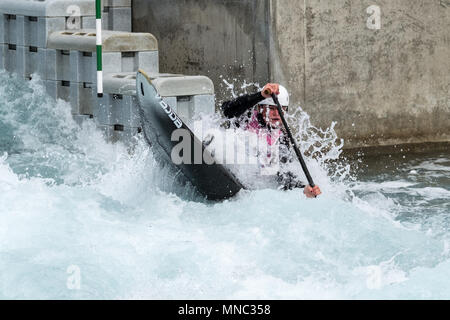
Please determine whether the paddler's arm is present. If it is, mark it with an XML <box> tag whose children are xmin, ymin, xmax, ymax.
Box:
<box><xmin>277</xmin><ymin>171</ymin><xmax>306</xmax><ymax>191</ymax></box>
<box><xmin>221</xmin><ymin>84</ymin><xmax>280</xmax><ymax>119</ymax></box>
<box><xmin>221</xmin><ymin>92</ymin><xmax>265</xmax><ymax>119</ymax></box>
<box><xmin>277</xmin><ymin>171</ymin><xmax>322</xmax><ymax>198</ymax></box>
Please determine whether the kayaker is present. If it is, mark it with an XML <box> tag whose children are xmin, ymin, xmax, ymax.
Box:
<box><xmin>221</xmin><ymin>83</ymin><xmax>322</xmax><ymax>198</ymax></box>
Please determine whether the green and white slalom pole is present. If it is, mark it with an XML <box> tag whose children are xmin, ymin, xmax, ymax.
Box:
<box><xmin>96</xmin><ymin>0</ymin><xmax>103</xmax><ymax>97</ymax></box>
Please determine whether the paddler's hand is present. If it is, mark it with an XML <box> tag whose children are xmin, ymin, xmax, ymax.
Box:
<box><xmin>261</xmin><ymin>83</ymin><xmax>280</xmax><ymax>98</ymax></box>
<box><xmin>304</xmin><ymin>185</ymin><xmax>322</xmax><ymax>198</ymax></box>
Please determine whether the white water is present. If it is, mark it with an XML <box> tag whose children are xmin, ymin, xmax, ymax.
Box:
<box><xmin>0</xmin><ymin>71</ymin><xmax>449</xmax><ymax>299</ymax></box>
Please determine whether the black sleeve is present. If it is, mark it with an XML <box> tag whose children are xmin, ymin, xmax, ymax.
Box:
<box><xmin>276</xmin><ymin>171</ymin><xmax>306</xmax><ymax>191</ymax></box>
<box><xmin>221</xmin><ymin>92</ymin><xmax>266</xmax><ymax>119</ymax></box>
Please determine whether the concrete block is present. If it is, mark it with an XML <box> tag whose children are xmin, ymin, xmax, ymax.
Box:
<box><xmin>103</xmin><ymin>7</ymin><xmax>131</xmax><ymax>32</ymax></box>
<box><xmin>56</xmin><ymin>48</ymin><xmax>72</xmax><ymax>81</ymax></box>
<box><xmin>16</xmin><ymin>15</ymin><xmax>26</xmax><ymax>46</ymax></box>
<box><xmin>114</xmin><ymin>51</ymin><xmax>159</xmax><ymax>74</ymax></box>
<box><xmin>101</xmin><ymin>51</ymin><xmax>158</xmax><ymax>75</ymax></box>
<box><xmin>109</xmin><ymin>94</ymin><xmax>129</xmax><ymax>125</ymax></box>
<box><xmin>15</xmin><ymin>15</ymin><xmax>26</xmax><ymax>46</ymax></box>
<box><xmin>174</xmin><ymin>96</ymin><xmax>194</xmax><ymax>127</ymax></box>
<box><xmin>37</xmin><ymin>17</ymin><xmax>66</xmax><ymax>49</ymax></box>
<box><xmin>24</xmin><ymin>45</ymin><xmax>46</xmax><ymax>79</ymax></box>
<box><xmin>58</xmin><ymin>80</ymin><xmax>72</xmax><ymax>102</ymax></box>
<box><xmin>161</xmin><ymin>96</ymin><xmax>193</xmax><ymax>126</ymax></box>
<box><xmin>70</xmin><ymin>50</ymin><xmax>96</xmax><ymax>84</ymax></box>
<box><xmin>137</xmin><ymin>51</ymin><xmax>159</xmax><ymax>74</ymax></box>
<box><xmin>70</xmin><ymin>82</ymin><xmax>94</xmax><ymax>115</ymax></box>
<box><xmin>45</xmin><ymin>80</ymin><xmax>71</xmax><ymax>102</ymax></box>
<box><xmin>45</xmin><ymin>48</ymin><xmax>71</xmax><ymax>81</ymax></box>
<box><xmin>119</xmin><ymin>51</ymin><xmax>136</xmax><ymax>72</ymax></box>
<box><xmin>80</xmin><ymin>15</ymin><xmax>95</xmax><ymax>30</ymax></box>
<box><xmin>24</xmin><ymin>15</ymin><xmax>40</xmax><ymax>48</ymax></box>
<box><xmin>44</xmin><ymin>79</ymin><xmax>57</xmax><ymax>100</ymax></box>
<box><xmin>103</xmin><ymin>52</ymin><xmax>122</xmax><ymax>73</ymax></box>
<box><xmin>0</xmin><ymin>0</ymin><xmax>96</xmax><ymax>17</ymax></box>
<box><xmin>4</xmin><ymin>44</ymin><xmax>26</xmax><ymax>77</ymax></box>
<box><xmin>110</xmin><ymin>94</ymin><xmax>140</xmax><ymax>128</ymax></box>
<box><xmin>0</xmin><ymin>14</ymin><xmax>6</xmax><ymax>44</ymax></box>
<box><xmin>103</xmin><ymin>72</ymin><xmax>136</xmax><ymax>95</ymax></box>
<box><xmin>0</xmin><ymin>44</ymin><xmax>5</xmax><ymax>69</ymax></box>
<box><xmin>3</xmin><ymin>15</ymin><xmax>13</xmax><ymax>45</ymax></box>
<box><xmin>3</xmin><ymin>14</ymin><xmax>26</xmax><ymax>46</ymax></box>
<box><xmin>64</xmin><ymin>16</ymin><xmax>97</xmax><ymax>32</ymax></box>
<box><xmin>47</xmin><ymin>29</ymin><xmax>158</xmax><ymax>53</ymax></box>
<box><xmin>193</xmin><ymin>94</ymin><xmax>216</xmax><ymax>115</ymax></box>
<box><xmin>152</xmin><ymin>75</ymin><xmax>215</xmax><ymax>97</ymax></box>
<box><xmin>101</xmin><ymin>9</ymin><xmax>111</xmax><ymax>31</ymax></box>
<box><xmin>0</xmin><ymin>3</ymin><xmax>97</xmax><ymax>47</ymax></box>
<box><xmin>102</xmin><ymin>0</ymin><xmax>132</xmax><ymax>7</ymax></box>
<box><xmin>44</xmin><ymin>48</ymin><xmax>57</xmax><ymax>80</ymax></box>
<box><xmin>93</xmin><ymin>94</ymin><xmax>112</xmax><ymax>125</ymax></box>
<box><xmin>166</xmin><ymin>95</ymin><xmax>216</xmax><ymax>128</ymax></box>
<box><xmin>140</xmin><ymin>74</ymin><xmax>216</xmax><ymax>125</ymax></box>
<box><xmin>69</xmin><ymin>50</ymin><xmax>80</xmax><ymax>83</ymax></box>
<box><xmin>92</xmin><ymin>93</ymin><xmax>140</xmax><ymax>128</ymax></box>
<box><xmin>82</xmin><ymin>16</ymin><xmax>96</xmax><ymax>29</ymax></box>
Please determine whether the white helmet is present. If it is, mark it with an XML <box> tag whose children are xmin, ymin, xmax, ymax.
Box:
<box><xmin>259</xmin><ymin>85</ymin><xmax>289</xmax><ymax>107</ymax></box>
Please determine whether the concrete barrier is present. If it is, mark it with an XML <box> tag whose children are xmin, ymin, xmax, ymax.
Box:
<box><xmin>101</xmin><ymin>7</ymin><xmax>131</xmax><ymax>32</ymax></box>
<box><xmin>95</xmin><ymin>72</ymin><xmax>216</xmax><ymax>132</ymax></box>
<box><xmin>0</xmin><ymin>0</ymin><xmax>95</xmax><ymax>17</ymax></box>
<box><xmin>0</xmin><ymin>0</ymin><xmax>94</xmax><ymax>48</ymax></box>
<box><xmin>152</xmin><ymin>75</ymin><xmax>215</xmax><ymax>125</ymax></box>
<box><xmin>44</xmin><ymin>79</ymin><xmax>71</xmax><ymax>103</ymax></box>
<box><xmin>0</xmin><ymin>44</ymin><xmax>5</xmax><ymax>69</ymax></box>
<box><xmin>84</xmin><ymin>0</ymin><xmax>132</xmax><ymax>32</ymax></box>
<box><xmin>270</xmin><ymin>0</ymin><xmax>450</xmax><ymax>148</ymax></box>
<box><xmin>0</xmin><ymin>0</ymin><xmax>131</xmax><ymax>48</ymax></box>
<box><xmin>70</xmin><ymin>81</ymin><xmax>95</xmax><ymax>115</ymax></box>
<box><xmin>0</xmin><ymin>0</ymin><xmax>217</xmax><ymax>147</ymax></box>
<box><xmin>46</xmin><ymin>29</ymin><xmax>159</xmax><ymax>79</ymax></box>
<box><xmin>47</xmin><ymin>29</ymin><xmax>158</xmax><ymax>52</ymax></box>
<box><xmin>43</xmin><ymin>29</ymin><xmax>160</xmax><ymax>116</ymax></box>
<box><xmin>22</xmin><ymin>45</ymin><xmax>46</xmax><ymax>79</ymax></box>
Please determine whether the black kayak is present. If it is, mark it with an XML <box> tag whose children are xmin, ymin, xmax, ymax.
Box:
<box><xmin>136</xmin><ymin>70</ymin><xmax>244</xmax><ymax>200</ymax></box>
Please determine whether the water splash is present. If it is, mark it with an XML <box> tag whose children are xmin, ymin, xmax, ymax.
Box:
<box><xmin>214</xmin><ymin>77</ymin><xmax>352</xmax><ymax>193</ymax></box>
<box><xmin>0</xmin><ymin>71</ymin><xmax>449</xmax><ymax>299</ymax></box>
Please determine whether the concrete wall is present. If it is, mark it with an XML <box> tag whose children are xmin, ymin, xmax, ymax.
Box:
<box><xmin>271</xmin><ymin>0</ymin><xmax>450</xmax><ymax>148</ymax></box>
<box><xmin>133</xmin><ymin>0</ymin><xmax>450</xmax><ymax>149</ymax></box>
<box><xmin>132</xmin><ymin>0</ymin><xmax>271</xmax><ymax>105</ymax></box>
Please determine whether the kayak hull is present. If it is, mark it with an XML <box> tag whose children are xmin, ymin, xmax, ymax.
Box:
<box><xmin>136</xmin><ymin>70</ymin><xmax>244</xmax><ymax>201</ymax></box>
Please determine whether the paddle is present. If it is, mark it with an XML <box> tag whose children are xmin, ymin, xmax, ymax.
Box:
<box><xmin>267</xmin><ymin>91</ymin><xmax>316</xmax><ymax>188</ymax></box>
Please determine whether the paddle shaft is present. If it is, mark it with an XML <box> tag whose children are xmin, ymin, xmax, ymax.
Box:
<box><xmin>270</xmin><ymin>93</ymin><xmax>315</xmax><ymax>188</ymax></box>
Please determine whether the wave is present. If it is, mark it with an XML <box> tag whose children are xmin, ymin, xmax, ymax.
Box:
<box><xmin>0</xmin><ymin>71</ymin><xmax>449</xmax><ymax>299</ymax></box>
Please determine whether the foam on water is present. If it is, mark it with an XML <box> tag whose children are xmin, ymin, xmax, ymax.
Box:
<box><xmin>0</xmin><ymin>71</ymin><xmax>449</xmax><ymax>299</ymax></box>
